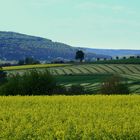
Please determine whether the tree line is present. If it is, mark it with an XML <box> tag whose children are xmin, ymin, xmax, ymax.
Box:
<box><xmin>1</xmin><ymin>50</ymin><xmax>140</xmax><ymax>67</ymax></box>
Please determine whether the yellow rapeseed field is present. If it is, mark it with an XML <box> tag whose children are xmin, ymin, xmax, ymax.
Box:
<box><xmin>3</xmin><ymin>64</ymin><xmax>69</xmax><ymax>71</ymax></box>
<box><xmin>0</xmin><ymin>95</ymin><xmax>140</xmax><ymax>139</ymax></box>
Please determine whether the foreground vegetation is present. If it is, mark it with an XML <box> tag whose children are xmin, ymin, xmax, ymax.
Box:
<box><xmin>0</xmin><ymin>95</ymin><xmax>139</xmax><ymax>139</ymax></box>
<box><xmin>0</xmin><ymin>69</ymin><xmax>130</xmax><ymax>95</ymax></box>
<box><xmin>4</xmin><ymin>63</ymin><xmax>140</xmax><ymax>94</ymax></box>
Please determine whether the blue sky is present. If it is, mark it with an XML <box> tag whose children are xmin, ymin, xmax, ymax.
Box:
<box><xmin>0</xmin><ymin>0</ymin><xmax>140</xmax><ymax>49</ymax></box>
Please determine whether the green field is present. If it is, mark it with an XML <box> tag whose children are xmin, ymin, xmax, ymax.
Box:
<box><xmin>5</xmin><ymin>64</ymin><xmax>140</xmax><ymax>94</ymax></box>
<box><xmin>49</xmin><ymin>64</ymin><xmax>140</xmax><ymax>93</ymax></box>
<box><xmin>0</xmin><ymin>96</ymin><xmax>140</xmax><ymax>139</ymax></box>
<box><xmin>49</xmin><ymin>64</ymin><xmax>140</xmax><ymax>75</ymax></box>
<box><xmin>55</xmin><ymin>74</ymin><xmax>112</xmax><ymax>93</ymax></box>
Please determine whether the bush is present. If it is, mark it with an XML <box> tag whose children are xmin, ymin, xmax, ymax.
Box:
<box><xmin>0</xmin><ymin>69</ymin><xmax>88</xmax><ymax>96</ymax></box>
<box><xmin>0</xmin><ymin>69</ymin><xmax>57</xmax><ymax>96</ymax></box>
<box><xmin>100</xmin><ymin>75</ymin><xmax>130</xmax><ymax>95</ymax></box>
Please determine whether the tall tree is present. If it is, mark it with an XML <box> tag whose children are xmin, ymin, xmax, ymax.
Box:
<box><xmin>75</xmin><ymin>50</ymin><xmax>85</xmax><ymax>62</ymax></box>
<box><xmin>116</xmin><ymin>56</ymin><xmax>119</xmax><ymax>60</ymax></box>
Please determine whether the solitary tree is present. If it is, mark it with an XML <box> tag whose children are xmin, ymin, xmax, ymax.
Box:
<box><xmin>75</xmin><ymin>50</ymin><xmax>85</xmax><ymax>62</ymax></box>
<box><xmin>116</xmin><ymin>56</ymin><xmax>119</xmax><ymax>60</ymax></box>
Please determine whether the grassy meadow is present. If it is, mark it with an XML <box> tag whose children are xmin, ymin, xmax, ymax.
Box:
<box><xmin>0</xmin><ymin>95</ymin><xmax>140</xmax><ymax>139</ymax></box>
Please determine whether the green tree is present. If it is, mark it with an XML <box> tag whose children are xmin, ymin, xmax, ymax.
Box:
<box><xmin>116</xmin><ymin>56</ymin><xmax>119</xmax><ymax>60</ymax></box>
<box><xmin>75</xmin><ymin>50</ymin><xmax>85</xmax><ymax>62</ymax></box>
<box><xmin>0</xmin><ymin>69</ymin><xmax>57</xmax><ymax>95</ymax></box>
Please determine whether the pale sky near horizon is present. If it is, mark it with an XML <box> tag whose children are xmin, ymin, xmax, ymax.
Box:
<box><xmin>0</xmin><ymin>0</ymin><xmax>140</xmax><ymax>49</ymax></box>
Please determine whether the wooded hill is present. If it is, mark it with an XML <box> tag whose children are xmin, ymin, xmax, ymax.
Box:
<box><xmin>0</xmin><ymin>31</ymin><xmax>110</xmax><ymax>61</ymax></box>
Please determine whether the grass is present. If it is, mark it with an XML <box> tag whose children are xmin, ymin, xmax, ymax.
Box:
<box><xmin>55</xmin><ymin>74</ymin><xmax>112</xmax><ymax>84</ymax></box>
<box><xmin>3</xmin><ymin>64</ymin><xmax>70</xmax><ymax>71</ymax></box>
<box><xmin>0</xmin><ymin>95</ymin><xmax>140</xmax><ymax>139</ymax></box>
<box><xmin>50</xmin><ymin>64</ymin><xmax>140</xmax><ymax>93</ymax></box>
<box><xmin>55</xmin><ymin>74</ymin><xmax>113</xmax><ymax>93</ymax></box>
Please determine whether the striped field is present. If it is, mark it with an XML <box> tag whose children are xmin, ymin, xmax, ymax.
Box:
<box><xmin>49</xmin><ymin>64</ymin><xmax>140</xmax><ymax>93</ymax></box>
<box><xmin>49</xmin><ymin>64</ymin><xmax>140</xmax><ymax>75</ymax></box>
<box><xmin>5</xmin><ymin>64</ymin><xmax>140</xmax><ymax>94</ymax></box>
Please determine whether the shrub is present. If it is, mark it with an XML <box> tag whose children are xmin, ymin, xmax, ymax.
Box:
<box><xmin>100</xmin><ymin>75</ymin><xmax>130</xmax><ymax>95</ymax></box>
<box><xmin>0</xmin><ymin>69</ymin><xmax>88</xmax><ymax>96</ymax></box>
<box><xmin>0</xmin><ymin>69</ymin><xmax>57</xmax><ymax>96</ymax></box>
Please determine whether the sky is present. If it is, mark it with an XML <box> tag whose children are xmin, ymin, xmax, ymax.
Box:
<box><xmin>0</xmin><ymin>0</ymin><xmax>140</xmax><ymax>50</ymax></box>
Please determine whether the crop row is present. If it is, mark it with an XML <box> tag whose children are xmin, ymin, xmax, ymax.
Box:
<box><xmin>49</xmin><ymin>64</ymin><xmax>140</xmax><ymax>93</ymax></box>
<box><xmin>50</xmin><ymin>64</ymin><xmax>140</xmax><ymax>75</ymax></box>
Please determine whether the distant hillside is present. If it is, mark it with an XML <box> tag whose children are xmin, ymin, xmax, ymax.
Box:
<box><xmin>84</xmin><ymin>48</ymin><xmax>140</xmax><ymax>57</ymax></box>
<box><xmin>0</xmin><ymin>31</ymin><xmax>110</xmax><ymax>61</ymax></box>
